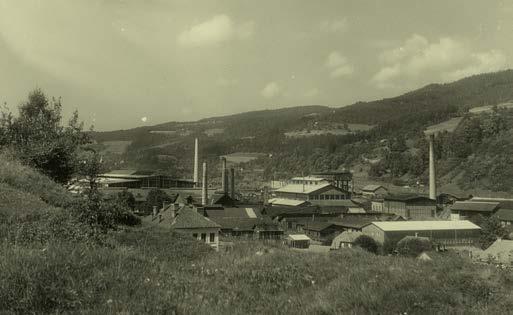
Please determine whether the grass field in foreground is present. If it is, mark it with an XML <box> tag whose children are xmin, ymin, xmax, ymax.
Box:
<box><xmin>2</xmin><ymin>226</ymin><xmax>513</xmax><ymax>314</ymax></box>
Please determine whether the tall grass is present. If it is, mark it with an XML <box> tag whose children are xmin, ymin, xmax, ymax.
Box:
<box><xmin>2</xmin><ymin>227</ymin><xmax>513</xmax><ymax>314</ymax></box>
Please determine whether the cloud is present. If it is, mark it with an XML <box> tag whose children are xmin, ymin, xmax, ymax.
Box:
<box><xmin>372</xmin><ymin>34</ymin><xmax>509</xmax><ymax>89</ymax></box>
<box><xmin>320</xmin><ymin>18</ymin><xmax>348</xmax><ymax>32</ymax></box>
<box><xmin>261</xmin><ymin>81</ymin><xmax>282</xmax><ymax>99</ymax></box>
<box><xmin>325</xmin><ymin>51</ymin><xmax>354</xmax><ymax>78</ymax></box>
<box><xmin>177</xmin><ymin>15</ymin><xmax>254</xmax><ymax>47</ymax></box>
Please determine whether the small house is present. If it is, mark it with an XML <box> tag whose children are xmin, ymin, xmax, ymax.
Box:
<box><xmin>303</xmin><ymin>222</ymin><xmax>344</xmax><ymax>244</ymax></box>
<box><xmin>170</xmin><ymin>207</ymin><xmax>221</xmax><ymax>251</ymax></box>
<box><xmin>286</xmin><ymin>234</ymin><xmax>311</xmax><ymax>249</ymax></box>
<box><xmin>450</xmin><ymin>201</ymin><xmax>500</xmax><ymax>221</ymax></box>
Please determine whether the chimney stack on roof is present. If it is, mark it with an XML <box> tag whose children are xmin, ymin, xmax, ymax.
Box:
<box><xmin>202</xmin><ymin>162</ymin><xmax>208</xmax><ymax>205</ymax></box>
<box><xmin>193</xmin><ymin>138</ymin><xmax>199</xmax><ymax>187</ymax></box>
<box><xmin>428</xmin><ymin>134</ymin><xmax>436</xmax><ymax>200</ymax></box>
<box><xmin>230</xmin><ymin>168</ymin><xmax>235</xmax><ymax>199</ymax></box>
<box><xmin>221</xmin><ymin>157</ymin><xmax>228</xmax><ymax>194</ymax></box>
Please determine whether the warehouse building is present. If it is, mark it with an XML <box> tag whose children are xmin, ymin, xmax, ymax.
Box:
<box><xmin>383</xmin><ymin>194</ymin><xmax>436</xmax><ymax>219</ymax></box>
<box><xmin>362</xmin><ymin>220</ymin><xmax>481</xmax><ymax>247</ymax></box>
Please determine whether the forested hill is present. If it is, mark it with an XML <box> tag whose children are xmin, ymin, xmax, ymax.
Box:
<box><xmin>94</xmin><ymin>70</ymin><xmax>513</xmax><ymax>142</ymax></box>
<box><xmin>91</xmin><ymin>70</ymin><xmax>513</xmax><ymax>194</ymax></box>
<box><xmin>326</xmin><ymin>69</ymin><xmax>513</xmax><ymax>125</ymax></box>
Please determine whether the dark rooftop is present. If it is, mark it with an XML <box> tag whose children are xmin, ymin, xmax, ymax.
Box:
<box><xmin>450</xmin><ymin>201</ymin><xmax>500</xmax><ymax>213</ymax></box>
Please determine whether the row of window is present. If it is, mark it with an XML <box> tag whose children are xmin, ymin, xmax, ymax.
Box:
<box><xmin>310</xmin><ymin>194</ymin><xmax>345</xmax><ymax>200</ymax></box>
<box><xmin>192</xmin><ymin>233</ymin><xmax>216</xmax><ymax>243</ymax></box>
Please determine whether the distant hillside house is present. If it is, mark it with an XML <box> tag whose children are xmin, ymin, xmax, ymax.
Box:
<box><xmin>361</xmin><ymin>185</ymin><xmax>388</xmax><ymax>198</ymax></box>
<box><xmin>362</xmin><ymin>220</ymin><xmax>481</xmax><ymax>248</ymax></box>
<box><xmin>170</xmin><ymin>207</ymin><xmax>221</xmax><ymax>251</ymax></box>
<box><xmin>98</xmin><ymin>170</ymin><xmax>195</xmax><ymax>189</ymax></box>
<box><xmin>383</xmin><ymin>194</ymin><xmax>436</xmax><ymax>219</ymax></box>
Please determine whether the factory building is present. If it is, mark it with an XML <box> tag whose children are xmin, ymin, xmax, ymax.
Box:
<box><xmin>362</xmin><ymin>220</ymin><xmax>481</xmax><ymax>247</ymax></box>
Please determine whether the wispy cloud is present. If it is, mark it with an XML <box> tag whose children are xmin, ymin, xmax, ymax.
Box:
<box><xmin>372</xmin><ymin>34</ymin><xmax>509</xmax><ymax>89</ymax></box>
<box><xmin>326</xmin><ymin>51</ymin><xmax>354</xmax><ymax>78</ymax></box>
<box><xmin>177</xmin><ymin>15</ymin><xmax>254</xmax><ymax>47</ymax></box>
<box><xmin>261</xmin><ymin>81</ymin><xmax>282</xmax><ymax>99</ymax></box>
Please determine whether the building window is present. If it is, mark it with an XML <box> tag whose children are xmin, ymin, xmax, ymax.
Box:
<box><xmin>193</xmin><ymin>233</ymin><xmax>198</xmax><ymax>239</ymax></box>
<box><xmin>210</xmin><ymin>233</ymin><xmax>215</xmax><ymax>242</ymax></box>
<box><xmin>201</xmin><ymin>233</ymin><xmax>206</xmax><ymax>242</ymax></box>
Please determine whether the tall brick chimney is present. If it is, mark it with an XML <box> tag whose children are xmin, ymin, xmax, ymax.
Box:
<box><xmin>193</xmin><ymin>138</ymin><xmax>199</xmax><ymax>187</ymax></box>
<box><xmin>202</xmin><ymin>161</ymin><xmax>208</xmax><ymax>205</ymax></box>
<box><xmin>221</xmin><ymin>157</ymin><xmax>228</xmax><ymax>194</ymax></box>
<box><xmin>429</xmin><ymin>134</ymin><xmax>436</xmax><ymax>200</ymax></box>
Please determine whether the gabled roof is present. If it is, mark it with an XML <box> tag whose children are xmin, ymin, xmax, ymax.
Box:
<box><xmin>205</xmin><ymin>207</ymin><xmax>261</xmax><ymax>219</ymax></box>
<box><xmin>451</xmin><ymin>201</ymin><xmax>500</xmax><ymax>213</ymax></box>
<box><xmin>171</xmin><ymin>207</ymin><xmax>221</xmax><ymax>229</ymax></box>
<box><xmin>287</xmin><ymin>234</ymin><xmax>311</xmax><ymax>241</ymax></box>
<box><xmin>275</xmin><ymin>183</ymin><xmax>335</xmax><ymax>194</ymax></box>
<box><xmin>268</xmin><ymin>198</ymin><xmax>309</xmax><ymax>207</ymax></box>
<box><xmin>210</xmin><ymin>218</ymin><xmax>260</xmax><ymax>231</ymax></box>
<box><xmin>362</xmin><ymin>185</ymin><xmax>387</xmax><ymax>192</ymax></box>
<box><xmin>331</xmin><ymin>231</ymin><xmax>363</xmax><ymax>245</ymax></box>
<box><xmin>370</xmin><ymin>220</ymin><xmax>481</xmax><ymax>232</ymax></box>
<box><xmin>210</xmin><ymin>193</ymin><xmax>237</xmax><ymax>206</ymax></box>
<box><xmin>470</xmin><ymin>197</ymin><xmax>513</xmax><ymax>210</ymax></box>
<box><xmin>303</xmin><ymin>222</ymin><xmax>336</xmax><ymax>232</ymax></box>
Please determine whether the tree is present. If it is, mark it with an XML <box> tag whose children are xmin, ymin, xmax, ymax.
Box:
<box><xmin>480</xmin><ymin>215</ymin><xmax>507</xmax><ymax>249</ymax></box>
<box><xmin>396</xmin><ymin>236</ymin><xmax>432</xmax><ymax>256</ymax></box>
<box><xmin>145</xmin><ymin>189</ymin><xmax>173</xmax><ymax>213</ymax></box>
<box><xmin>353</xmin><ymin>235</ymin><xmax>379</xmax><ymax>254</ymax></box>
<box><xmin>117</xmin><ymin>190</ymin><xmax>136</xmax><ymax>210</ymax></box>
<box><xmin>1</xmin><ymin>89</ymin><xmax>89</xmax><ymax>183</ymax></box>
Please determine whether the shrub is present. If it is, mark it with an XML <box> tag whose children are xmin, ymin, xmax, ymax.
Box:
<box><xmin>353</xmin><ymin>235</ymin><xmax>379</xmax><ymax>254</ymax></box>
<box><xmin>396</xmin><ymin>236</ymin><xmax>432</xmax><ymax>256</ymax></box>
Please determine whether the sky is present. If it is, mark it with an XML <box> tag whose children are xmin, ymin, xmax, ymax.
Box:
<box><xmin>1</xmin><ymin>0</ymin><xmax>512</xmax><ymax>131</ymax></box>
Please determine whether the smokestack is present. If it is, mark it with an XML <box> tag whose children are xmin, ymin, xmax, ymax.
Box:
<box><xmin>263</xmin><ymin>186</ymin><xmax>269</xmax><ymax>206</ymax></box>
<box><xmin>230</xmin><ymin>168</ymin><xmax>235</xmax><ymax>199</ymax></box>
<box><xmin>429</xmin><ymin>134</ymin><xmax>436</xmax><ymax>200</ymax></box>
<box><xmin>202</xmin><ymin>162</ymin><xmax>208</xmax><ymax>205</ymax></box>
<box><xmin>221</xmin><ymin>157</ymin><xmax>228</xmax><ymax>194</ymax></box>
<box><xmin>193</xmin><ymin>138</ymin><xmax>199</xmax><ymax>186</ymax></box>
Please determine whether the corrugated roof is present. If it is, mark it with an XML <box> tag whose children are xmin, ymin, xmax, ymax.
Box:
<box><xmin>370</xmin><ymin>220</ymin><xmax>481</xmax><ymax>232</ymax></box>
<box><xmin>171</xmin><ymin>207</ymin><xmax>221</xmax><ymax>229</ymax></box>
<box><xmin>287</xmin><ymin>234</ymin><xmax>311</xmax><ymax>241</ymax></box>
<box><xmin>451</xmin><ymin>201</ymin><xmax>500</xmax><ymax>212</ymax></box>
<box><xmin>275</xmin><ymin>183</ymin><xmax>333</xmax><ymax>194</ymax></box>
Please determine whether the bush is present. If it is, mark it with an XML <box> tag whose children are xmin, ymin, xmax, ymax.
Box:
<box><xmin>396</xmin><ymin>236</ymin><xmax>432</xmax><ymax>256</ymax></box>
<box><xmin>353</xmin><ymin>235</ymin><xmax>379</xmax><ymax>254</ymax></box>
